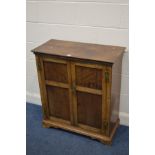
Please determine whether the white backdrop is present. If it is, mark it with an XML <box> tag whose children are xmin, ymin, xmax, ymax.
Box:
<box><xmin>26</xmin><ymin>0</ymin><xmax>129</xmax><ymax>125</ymax></box>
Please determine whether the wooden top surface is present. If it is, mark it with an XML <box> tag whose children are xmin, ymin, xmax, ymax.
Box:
<box><xmin>32</xmin><ymin>39</ymin><xmax>125</xmax><ymax>64</ymax></box>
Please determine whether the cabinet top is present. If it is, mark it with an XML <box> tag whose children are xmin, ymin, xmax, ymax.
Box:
<box><xmin>32</xmin><ymin>39</ymin><xmax>125</xmax><ymax>64</ymax></box>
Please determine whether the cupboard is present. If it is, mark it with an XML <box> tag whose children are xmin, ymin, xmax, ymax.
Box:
<box><xmin>32</xmin><ymin>39</ymin><xmax>125</xmax><ymax>144</ymax></box>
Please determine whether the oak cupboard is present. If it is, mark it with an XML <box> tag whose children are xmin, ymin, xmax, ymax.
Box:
<box><xmin>32</xmin><ymin>39</ymin><xmax>125</xmax><ymax>144</ymax></box>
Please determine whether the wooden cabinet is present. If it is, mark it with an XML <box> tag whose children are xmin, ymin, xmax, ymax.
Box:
<box><xmin>32</xmin><ymin>39</ymin><xmax>125</xmax><ymax>144</ymax></box>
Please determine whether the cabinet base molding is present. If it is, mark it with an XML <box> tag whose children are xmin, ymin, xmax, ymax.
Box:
<box><xmin>42</xmin><ymin>118</ymin><xmax>120</xmax><ymax>145</ymax></box>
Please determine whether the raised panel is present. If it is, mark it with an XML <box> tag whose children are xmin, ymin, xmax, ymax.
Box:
<box><xmin>77</xmin><ymin>91</ymin><xmax>102</xmax><ymax>129</ymax></box>
<box><xmin>43</xmin><ymin>61</ymin><xmax>68</xmax><ymax>83</ymax></box>
<box><xmin>46</xmin><ymin>86</ymin><xmax>70</xmax><ymax>121</ymax></box>
<box><xmin>75</xmin><ymin>65</ymin><xmax>102</xmax><ymax>89</ymax></box>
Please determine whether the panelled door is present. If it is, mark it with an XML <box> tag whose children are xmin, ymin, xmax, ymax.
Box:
<box><xmin>38</xmin><ymin>56</ymin><xmax>74</xmax><ymax>125</ymax></box>
<box><xmin>36</xmin><ymin>55</ymin><xmax>108</xmax><ymax>134</ymax></box>
<box><xmin>70</xmin><ymin>62</ymin><xmax>107</xmax><ymax>134</ymax></box>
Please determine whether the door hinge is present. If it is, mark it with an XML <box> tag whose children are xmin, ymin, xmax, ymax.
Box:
<box><xmin>103</xmin><ymin>120</ymin><xmax>109</xmax><ymax>131</ymax></box>
<box><xmin>105</xmin><ymin>71</ymin><xmax>109</xmax><ymax>82</ymax></box>
<box><xmin>37</xmin><ymin>60</ymin><xmax>42</xmax><ymax>71</ymax></box>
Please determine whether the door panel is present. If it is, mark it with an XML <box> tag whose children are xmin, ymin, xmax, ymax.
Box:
<box><xmin>71</xmin><ymin>62</ymin><xmax>105</xmax><ymax>131</ymax></box>
<box><xmin>42</xmin><ymin>58</ymin><xmax>73</xmax><ymax>124</ymax></box>
<box><xmin>41</xmin><ymin>58</ymin><xmax>106</xmax><ymax>132</ymax></box>
<box><xmin>75</xmin><ymin>65</ymin><xmax>102</xmax><ymax>90</ymax></box>
<box><xmin>44</xmin><ymin>61</ymin><xmax>68</xmax><ymax>83</ymax></box>
<box><xmin>47</xmin><ymin>86</ymin><xmax>70</xmax><ymax>121</ymax></box>
<box><xmin>77</xmin><ymin>91</ymin><xmax>102</xmax><ymax>129</ymax></box>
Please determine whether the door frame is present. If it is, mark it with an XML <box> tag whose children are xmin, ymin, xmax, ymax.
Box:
<box><xmin>36</xmin><ymin>55</ymin><xmax>74</xmax><ymax>125</ymax></box>
<box><xmin>36</xmin><ymin>54</ymin><xmax>111</xmax><ymax>135</ymax></box>
<box><xmin>70</xmin><ymin>61</ymin><xmax>111</xmax><ymax>135</ymax></box>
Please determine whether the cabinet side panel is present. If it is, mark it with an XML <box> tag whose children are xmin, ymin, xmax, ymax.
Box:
<box><xmin>110</xmin><ymin>54</ymin><xmax>124</xmax><ymax>133</ymax></box>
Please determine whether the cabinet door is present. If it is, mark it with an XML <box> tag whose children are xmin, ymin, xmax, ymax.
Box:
<box><xmin>71</xmin><ymin>62</ymin><xmax>107</xmax><ymax>133</ymax></box>
<box><xmin>39</xmin><ymin>57</ymin><xmax>73</xmax><ymax>124</ymax></box>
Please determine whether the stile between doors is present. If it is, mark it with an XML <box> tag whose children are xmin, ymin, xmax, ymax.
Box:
<box><xmin>36</xmin><ymin>56</ymin><xmax>111</xmax><ymax>135</ymax></box>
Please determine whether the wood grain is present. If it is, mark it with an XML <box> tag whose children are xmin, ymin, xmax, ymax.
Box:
<box><xmin>33</xmin><ymin>39</ymin><xmax>125</xmax><ymax>145</ymax></box>
<box><xmin>110</xmin><ymin>52</ymin><xmax>124</xmax><ymax>134</ymax></box>
<box><xmin>76</xmin><ymin>91</ymin><xmax>102</xmax><ymax>129</ymax></box>
<box><xmin>42</xmin><ymin>118</ymin><xmax>120</xmax><ymax>144</ymax></box>
<box><xmin>35</xmin><ymin>55</ymin><xmax>50</xmax><ymax>119</ymax></box>
<box><xmin>43</xmin><ymin>61</ymin><xmax>68</xmax><ymax>83</ymax></box>
<box><xmin>45</xmin><ymin>80</ymin><xmax>69</xmax><ymax>89</ymax></box>
<box><xmin>70</xmin><ymin>62</ymin><xmax>78</xmax><ymax>126</ymax></box>
<box><xmin>76</xmin><ymin>86</ymin><xmax>102</xmax><ymax>95</ymax></box>
<box><xmin>32</xmin><ymin>39</ymin><xmax>125</xmax><ymax>64</ymax></box>
<box><xmin>46</xmin><ymin>86</ymin><xmax>70</xmax><ymax>121</ymax></box>
<box><xmin>75</xmin><ymin>65</ymin><xmax>102</xmax><ymax>90</ymax></box>
<box><xmin>67</xmin><ymin>62</ymin><xmax>74</xmax><ymax>125</ymax></box>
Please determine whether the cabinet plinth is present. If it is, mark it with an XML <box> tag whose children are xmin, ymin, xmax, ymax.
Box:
<box><xmin>32</xmin><ymin>39</ymin><xmax>125</xmax><ymax>144</ymax></box>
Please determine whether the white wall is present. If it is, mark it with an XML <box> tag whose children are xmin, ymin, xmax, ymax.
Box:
<box><xmin>26</xmin><ymin>0</ymin><xmax>129</xmax><ymax>125</ymax></box>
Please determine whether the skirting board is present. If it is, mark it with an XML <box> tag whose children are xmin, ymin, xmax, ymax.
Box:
<box><xmin>26</xmin><ymin>92</ymin><xmax>129</xmax><ymax>126</ymax></box>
